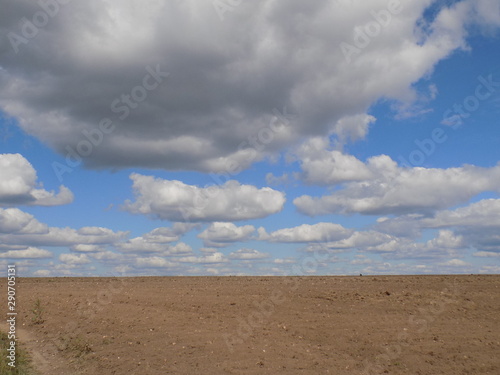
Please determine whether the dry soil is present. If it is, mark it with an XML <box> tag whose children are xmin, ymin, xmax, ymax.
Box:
<box><xmin>1</xmin><ymin>275</ymin><xmax>499</xmax><ymax>374</ymax></box>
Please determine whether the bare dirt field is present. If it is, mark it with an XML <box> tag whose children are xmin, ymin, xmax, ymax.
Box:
<box><xmin>2</xmin><ymin>275</ymin><xmax>499</xmax><ymax>374</ymax></box>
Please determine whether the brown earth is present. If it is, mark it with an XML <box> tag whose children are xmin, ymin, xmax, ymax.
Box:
<box><xmin>1</xmin><ymin>275</ymin><xmax>499</xmax><ymax>374</ymax></box>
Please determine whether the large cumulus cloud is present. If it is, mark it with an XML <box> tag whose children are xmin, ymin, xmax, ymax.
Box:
<box><xmin>123</xmin><ymin>173</ymin><xmax>286</xmax><ymax>222</ymax></box>
<box><xmin>1</xmin><ymin>0</ymin><xmax>496</xmax><ymax>173</ymax></box>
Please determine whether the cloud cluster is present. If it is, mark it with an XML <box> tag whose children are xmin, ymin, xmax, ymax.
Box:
<box><xmin>309</xmin><ymin>228</ymin><xmax>465</xmax><ymax>262</ymax></box>
<box><xmin>375</xmin><ymin>199</ymin><xmax>500</xmax><ymax>253</ymax></box>
<box><xmin>197</xmin><ymin>222</ymin><xmax>255</xmax><ymax>247</ymax></box>
<box><xmin>422</xmin><ymin>198</ymin><xmax>500</xmax><ymax>229</ymax></box>
<box><xmin>0</xmin><ymin>247</ymin><xmax>52</xmax><ymax>259</ymax></box>
<box><xmin>59</xmin><ymin>253</ymin><xmax>91</xmax><ymax>265</ymax></box>
<box><xmin>117</xmin><ymin>237</ymin><xmax>193</xmax><ymax>256</ymax></box>
<box><xmin>0</xmin><ymin>154</ymin><xmax>73</xmax><ymax>206</ymax></box>
<box><xmin>259</xmin><ymin>222</ymin><xmax>353</xmax><ymax>243</ymax></box>
<box><xmin>295</xmin><ymin>153</ymin><xmax>500</xmax><ymax>215</ymax></box>
<box><xmin>124</xmin><ymin>173</ymin><xmax>285</xmax><ymax>222</ymax></box>
<box><xmin>141</xmin><ymin>223</ymin><xmax>199</xmax><ymax>243</ymax></box>
<box><xmin>422</xmin><ymin>199</ymin><xmax>500</xmax><ymax>252</ymax></box>
<box><xmin>229</xmin><ymin>248</ymin><xmax>269</xmax><ymax>260</ymax></box>
<box><xmin>1</xmin><ymin>147</ymin><xmax>498</xmax><ymax>274</ymax></box>
<box><xmin>0</xmin><ymin>207</ymin><xmax>47</xmax><ymax>234</ymax></box>
<box><xmin>1</xmin><ymin>0</ymin><xmax>500</xmax><ymax>276</ymax></box>
<box><xmin>1</xmin><ymin>199</ymin><xmax>128</xmax><ymax>251</ymax></box>
<box><xmin>1</xmin><ymin>0</ymin><xmax>494</xmax><ymax>173</ymax></box>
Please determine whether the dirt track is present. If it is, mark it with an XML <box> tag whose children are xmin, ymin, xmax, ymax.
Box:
<box><xmin>2</xmin><ymin>275</ymin><xmax>499</xmax><ymax>374</ymax></box>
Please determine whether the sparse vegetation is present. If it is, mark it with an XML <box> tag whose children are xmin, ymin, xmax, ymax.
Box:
<box><xmin>67</xmin><ymin>335</ymin><xmax>92</xmax><ymax>357</ymax></box>
<box><xmin>0</xmin><ymin>330</ymin><xmax>36</xmax><ymax>374</ymax></box>
<box><xmin>30</xmin><ymin>299</ymin><xmax>44</xmax><ymax>325</ymax></box>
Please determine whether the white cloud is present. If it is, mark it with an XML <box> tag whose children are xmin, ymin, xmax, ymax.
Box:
<box><xmin>380</xmin><ymin>230</ymin><xmax>465</xmax><ymax>259</ymax></box>
<box><xmin>421</xmin><ymin>199</ymin><xmax>500</xmax><ymax>228</ymax></box>
<box><xmin>331</xmin><ymin>114</ymin><xmax>376</xmax><ymax>145</ymax></box>
<box><xmin>421</xmin><ymin>199</ymin><xmax>500</xmax><ymax>252</ymax></box>
<box><xmin>117</xmin><ymin>236</ymin><xmax>193</xmax><ymax>255</ymax></box>
<box><xmin>0</xmin><ymin>154</ymin><xmax>73</xmax><ymax>206</ymax></box>
<box><xmin>0</xmin><ymin>210</ymin><xmax>128</xmax><ymax>248</ymax></box>
<box><xmin>70</xmin><ymin>244</ymin><xmax>104</xmax><ymax>253</ymax></box>
<box><xmin>323</xmin><ymin>230</ymin><xmax>397</xmax><ymax>250</ymax></box>
<box><xmin>1</xmin><ymin>1</ymin><xmax>496</xmax><ymax>173</ymax></box>
<box><xmin>205</xmin><ymin>268</ymin><xmax>221</xmax><ymax>275</ymax></box>
<box><xmin>274</xmin><ymin>258</ymin><xmax>296</xmax><ymax>264</ymax></box>
<box><xmin>296</xmin><ymin>139</ymin><xmax>374</xmax><ymax>185</ymax></box>
<box><xmin>0</xmin><ymin>247</ymin><xmax>52</xmax><ymax>259</ymax></box>
<box><xmin>124</xmin><ymin>174</ymin><xmax>285</xmax><ymax>222</ymax></box>
<box><xmin>177</xmin><ymin>252</ymin><xmax>227</xmax><ymax>264</ymax></box>
<box><xmin>229</xmin><ymin>248</ymin><xmax>269</xmax><ymax>260</ymax></box>
<box><xmin>374</xmin><ymin>213</ymin><xmax>426</xmax><ymax>237</ymax></box>
<box><xmin>77</xmin><ymin>227</ymin><xmax>120</xmax><ymax>237</ymax></box>
<box><xmin>199</xmin><ymin>247</ymin><xmax>218</xmax><ymax>253</ymax></box>
<box><xmin>426</xmin><ymin>229</ymin><xmax>464</xmax><ymax>249</ymax></box>
<box><xmin>33</xmin><ymin>270</ymin><xmax>52</xmax><ymax>277</ymax></box>
<box><xmin>375</xmin><ymin>199</ymin><xmax>500</xmax><ymax>254</ymax></box>
<box><xmin>142</xmin><ymin>223</ymin><xmax>199</xmax><ymax>243</ymax></box>
<box><xmin>317</xmin><ymin>228</ymin><xmax>465</xmax><ymax>261</ymax></box>
<box><xmin>197</xmin><ymin>222</ymin><xmax>255</xmax><ymax>247</ymax></box>
<box><xmin>115</xmin><ymin>224</ymin><xmax>197</xmax><ymax>254</ymax></box>
<box><xmin>258</xmin><ymin>222</ymin><xmax>352</xmax><ymax>243</ymax></box>
<box><xmin>472</xmin><ymin>0</ymin><xmax>500</xmax><ymax>27</ymax></box>
<box><xmin>115</xmin><ymin>225</ymin><xmax>196</xmax><ymax>255</ymax></box>
<box><xmin>0</xmin><ymin>208</ymin><xmax>48</xmax><ymax>234</ymax></box>
<box><xmin>89</xmin><ymin>251</ymin><xmax>123</xmax><ymax>261</ymax></box>
<box><xmin>351</xmin><ymin>255</ymin><xmax>373</xmax><ymax>265</ymax></box>
<box><xmin>1</xmin><ymin>226</ymin><xmax>128</xmax><ymax>247</ymax></box>
<box><xmin>0</xmin><ymin>1</ymin><xmax>498</xmax><ymax>277</ymax></box>
<box><xmin>136</xmin><ymin>257</ymin><xmax>178</xmax><ymax>268</ymax></box>
<box><xmin>295</xmin><ymin>156</ymin><xmax>500</xmax><ymax>215</ymax></box>
<box><xmin>480</xmin><ymin>265</ymin><xmax>500</xmax><ymax>273</ymax></box>
<box><xmin>59</xmin><ymin>253</ymin><xmax>91</xmax><ymax>265</ymax></box>
<box><xmin>440</xmin><ymin>258</ymin><xmax>469</xmax><ymax>267</ymax></box>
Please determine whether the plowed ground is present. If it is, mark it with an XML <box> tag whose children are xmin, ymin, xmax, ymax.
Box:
<box><xmin>2</xmin><ymin>275</ymin><xmax>499</xmax><ymax>374</ymax></box>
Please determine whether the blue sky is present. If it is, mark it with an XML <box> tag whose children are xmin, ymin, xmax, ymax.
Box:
<box><xmin>1</xmin><ymin>0</ymin><xmax>500</xmax><ymax>276</ymax></box>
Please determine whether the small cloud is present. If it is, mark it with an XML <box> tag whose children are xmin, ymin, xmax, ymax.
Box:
<box><xmin>59</xmin><ymin>253</ymin><xmax>91</xmax><ymax>265</ymax></box>
<box><xmin>136</xmin><ymin>257</ymin><xmax>177</xmax><ymax>268</ymax></box>
<box><xmin>273</xmin><ymin>258</ymin><xmax>296</xmax><ymax>264</ymax></box>
<box><xmin>197</xmin><ymin>222</ymin><xmax>255</xmax><ymax>247</ymax></box>
<box><xmin>0</xmin><ymin>154</ymin><xmax>73</xmax><ymax>206</ymax></box>
<box><xmin>177</xmin><ymin>252</ymin><xmax>227</xmax><ymax>264</ymax></box>
<box><xmin>229</xmin><ymin>248</ymin><xmax>269</xmax><ymax>260</ymax></box>
<box><xmin>440</xmin><ymin>259</ymin><xmax>469</xmax><ymax>267</ymax></box>
<box><xmin>0</xmin><ymin>247</ymin><xmax>52</xmax><ymax>259</ymax></box>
